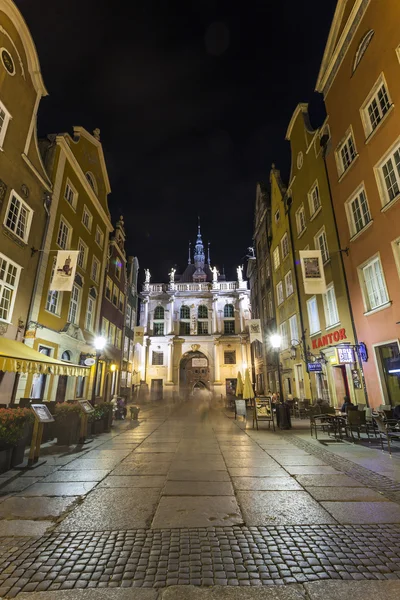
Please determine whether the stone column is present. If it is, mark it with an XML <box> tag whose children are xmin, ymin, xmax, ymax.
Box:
<box><xmin>238</xmin><ymin>295</ymin><xmax>245</xmax><ymax>333</ymax></box>
<box><xmin>212</xmin><ymin>298</ymin><xmax>218</xmax><ymax>333</ymax></box>
<box><xmin>143</xmin><ymin>299</ymin><xmax>149</xmax><ymax>333</ymax></box>
<box><xmin>167</xmin><ymin>341</ymin><xmax>174</xmax><ymax>383</ymax></box>
<box><xmin>169</xmin><ymin>297</ymin><xmax>175</xmax><ymax>334</ymax></box>
<box><xmin>214</xmin><ymin>341</ymin><xmax>221</xmax><ymax>383</ymax></box>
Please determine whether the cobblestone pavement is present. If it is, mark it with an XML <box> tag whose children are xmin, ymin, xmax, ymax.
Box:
<box><xmin>1</xmin><ymin>401</ymin><xmax>400</xmax><ymax>597</ymax></box>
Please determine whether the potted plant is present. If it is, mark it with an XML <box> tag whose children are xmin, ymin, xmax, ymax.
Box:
<box><xmin>54</xmin><ymin>403</ymin><xmax>82</xmax><ymax>446</ymax></box>
<box><xmin>0</xmin><ymin>408</ymin><xmax>33</xmax><ymax>472</ymax></box>
<box><xmin>92</xmin><ymin>404</ymin><xmax>105</xmax><ymax>434</ymax></box>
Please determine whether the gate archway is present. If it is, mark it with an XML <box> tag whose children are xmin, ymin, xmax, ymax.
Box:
<box><xmin>179</xmin><ymin>351</ymin><xmax>210</xmax><ymax>396</ymax></box>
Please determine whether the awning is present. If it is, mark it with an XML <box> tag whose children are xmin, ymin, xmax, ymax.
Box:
<box><xmin>0</xmin><ymin>338</ymin><xmax>89</xmax><ymax>377</ymax></box>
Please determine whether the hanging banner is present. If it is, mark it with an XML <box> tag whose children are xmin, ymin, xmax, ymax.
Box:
<box><xmin>134</xmin><ymin>326</ymin><xmax>145</xmax><ymax>346</ymax></box>
<box><xmin>248</xmin><ymin>319</ymin><xmax>262</xmax><ymax>343</ymax></box>
<box><xmin>49</xmin><ymin>251</ymin><xmax>79</xmax><ymax>291</ymax></box>
<box><xmin>299</xmin><ymin>250</ymin><xmax>327</xmax><ymax>295</ymax></box>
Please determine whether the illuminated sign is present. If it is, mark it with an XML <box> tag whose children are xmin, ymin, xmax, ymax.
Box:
<box><xmin>312</xmin><ymin>328</ymin><xmax>347</xmax><ymax>350</ymax></box>
<box><xmin>308</xmin><ymin>362</ymin><xmax>322</xmax><ymax>372</ymax></box>
<box><xmin>337</xmin><ymin>347</ymin><xmax>355</xmax><ymax>364</ymax></box>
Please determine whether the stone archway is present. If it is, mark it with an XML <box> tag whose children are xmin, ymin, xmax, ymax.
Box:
<box><xmin>179</xmin><ymin>351</ymin><xmax>210</xmax><ymax>396</ymax></box>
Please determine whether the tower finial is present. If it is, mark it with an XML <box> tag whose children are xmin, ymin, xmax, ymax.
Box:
<box><xmin>188</xmin><ymin>241</ymin><xmax>191</xmax><ymax>264</ymax></box>
<box><xmin>198</xmin><ymin>215</ymin><xmax>201</xmax><ymax>235</ymax></box>
<box><xmin>207</xmin><ymin>242</ymin><xmax>211</xmax><ymax>265</ymax></box>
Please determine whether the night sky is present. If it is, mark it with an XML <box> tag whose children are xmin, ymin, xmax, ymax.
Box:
<box><xmin>16</xmin><ymin>0</ymin><xmax>336</xmax><ymax>282</ymax></box>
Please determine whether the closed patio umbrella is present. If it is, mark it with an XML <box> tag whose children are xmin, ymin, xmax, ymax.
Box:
<box><xmin>243</xmin><ymin>369</ymin><xmax>255</xmax><ymax>401</ymax></box>
<box><xmin>236</xmin><ymin>371</ymin><xmax>244</xmax><ymax>397</ymax></box>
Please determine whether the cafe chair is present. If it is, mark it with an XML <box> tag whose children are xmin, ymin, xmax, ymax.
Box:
<box><xmin>373</xmin><ymin>415</ymin><xmax>400</xmax><ymax>455</ymax></box>
<box><xmin>310</xmin><ymin>406</ymin><xmax>336</xmax><ymax>439</ymax></box>
<box><xmin>347</xmin><ymin>409</ymin><xmax>371</xmax><ymax>442</ymax></box>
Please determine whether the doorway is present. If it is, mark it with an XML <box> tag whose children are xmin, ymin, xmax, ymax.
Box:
<box><xmin>332</xmin><ymin>365</ymin><xmax>349</xmax><ymax>406</ymax></box>
<box><xmin>30</xmin><ymin>346</ymin><xmax>51</xmax><ymax>399</ymax></box>
<box><xmin>179</xmin><ymin>351</ymin><xmax>210</xmax><ymax>396</ymax></box>
<box><xmin>55</xmin><ymin>351</ymin><xmax>71</xmax><ymax>403</ymax></box>
<box><xmin>151</xmin><ymin>379</ymin><xmax>163</xmax><ymax>401</ymax></box>
<box><xmin>376</xmin><ymin>342</ymin><xmax>400</xmax><ymax>406</ymax></box>
<box><xmin>295</xmin><ymin>364</ymin><xmax>305</xmax><ymax>399</ymax></box>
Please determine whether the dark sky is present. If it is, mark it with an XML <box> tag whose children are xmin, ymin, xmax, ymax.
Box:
<box><xmin>16</xmin><ymin>0</ymin><xmax>336</xmax><ymax>282</ymax></box>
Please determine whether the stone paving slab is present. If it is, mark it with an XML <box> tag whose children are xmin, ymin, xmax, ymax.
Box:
<box><xmin>20</xmin><ymin>466</ymin><xmax>58</xmax><ymax>478</ymax></box>
<box><xmin>0</xmin><ymin>496</ymin><xmax>77</xmax><ymax>519</ymax></box>
<box><xmin>162</xmin><ymin>481</ymin><xmax>234</xmax><ymax>496</ymax></box>
<box><xmin>294</xmin><ymin>475</ymin><xmax>363</xmax><ymax>487</ymax></box>
<box><xmin>304</xmin><ymin>580</ymin><xmax>400</xmax><ymax>599</ymax></box>
<box><xmin>167</xmin><ymin>470</ymin><xmax>231</xmax><ymax>481</ymax></box>
<box><xmin>161</xmin><ymin>585</ymin><xmax>306</xmax><ymax>599</ymax></box>
<box><xmin>228</xmin><ymin>468</ymin><xmax>288</xmax><ymax>478</ymax></box>
<box><xmin>61</xmin><ymin>459</ymin><xmax>122</xmax><ymax>470</ymax></box>
<box><xmin>283</xmin><ymin>466</ymin><xmax>340</xmax><ymax>476</ymax></box>
<box><xmin>17</xmin><ymin>590</ymin><xmax>158</xmax><ymax>599</ymax></box>
<box><xmin>152</xmin><ymin>496</ymin><xmax>243</xmax><ymax>528</ymax></box>
<box><xmin>306</xmin><ymin>487</ymin><xmax>389</xmax><ymax>502</ymax></box>
<box><xmin>15</xmin><ymin>482</ymin><xmax>98</xmax><ymax>497</ymax></box>
<box><xmin>321</xmin><ymin>501</ymin><xmax>400</xmax><ymax>524</ymax></box>
<box><xmin>42</xmin><ymin>470</ymin><xmax>111</xmax><ymax>483</ymax></box>
<box><xmin>0</xmin><ymin>477</ymin><xmax>39</xmax><ymax>494</ymax></box>
<box><xmin>274</xmin><ymin>457</ymin><xmax>327</xmax><ymax>466</ymax></box>
<box><xmin>98</xmin><ymin>476</ymin><xmax>166</xmax><ymax>488</ymax></box>
<box><xmin>112</xmin><ymin>463</ymin><xmax>171</xmax><ymax>476</ymax></box>
<box><xmin>0</xmin><ymin>519</ymin><xmax>52</xmax><ymax>537</ymax></box>
<box><xmin>232</xmin><ymin>477</ymin><xmax>302</xmax><ymax>491</ymax></box>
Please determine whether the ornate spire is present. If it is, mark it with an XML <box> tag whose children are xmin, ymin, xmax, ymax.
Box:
<box><xmin>193</xmin><ymin>218</ymin><xmax>206</xmax><ymax>282</ymax></box>
<box><xmin>207</xmin><ymin>242</ymin><xmax>211</xmax><ymax>265</ymax></box>
<box><xmin>188</xmin><ymin>241</ymin><xmax>191</xmax><ymax>264</ymax></box>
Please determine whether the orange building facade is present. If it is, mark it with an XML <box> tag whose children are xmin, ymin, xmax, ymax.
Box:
<box><xmin>317</xmin><ymin>0</ymin><xmax>400</xmax><ymax>407</ymax></box>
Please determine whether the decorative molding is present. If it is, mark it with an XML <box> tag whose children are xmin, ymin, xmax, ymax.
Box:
<box><xmin>0</xmin><ymin>25</ymin><xmax>25</xmax><ymax>79</ymax></box>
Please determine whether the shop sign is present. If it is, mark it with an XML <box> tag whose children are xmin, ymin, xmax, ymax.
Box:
<box><xmin>192</xmin><ymin>358</ymin><xmax>207</xmax><ymax>367</ymax></box>
<box><xmin>312</xmin><ymin>328</ymin><xmax>347</xmax><ymax>350</ymax></box>
<box><xmin>308</xmin><ymin>362</ymin><xmax>322</xmax><ymax>372</ymax></box>
<box><xmin>351</xmin><ymin>369</ymin><xmax>362</xmax><ymax>389</ymax></box>
<box><xmin>337</xmin><ymin>347</ymin><xmax>355</xmax><ymax>364</ymax></box>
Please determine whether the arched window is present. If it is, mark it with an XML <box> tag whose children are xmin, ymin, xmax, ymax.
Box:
<box><xmin>353</xmin><ymin>30</ymin><xmax>374</xmax><ymax>73</ymax></box>
<box><xmin>180</xmin><ymin>306</ymin><xmax>190</xmax><ymax>319</ymax></box>
<box><xmin>198</xmin><ymin>305</ymin><xmax>208</xmax><ymax>319</ymax></box>
<box><xmin>224</xmin><ymin>304</ymin><xmax>234</xmax><ymax>318</ymax></box>
<box><xmin>61</xmin><ymin>351</ymin><xmax>71</xmax><ymax>361</ymax></box>
<box><xmin>85</xmin><ymin>171</ymin><xmax>98</xmax><ymax>193</ymax></box>
<box><xmin>154</xmin><ymin>306</ymin><xmax>164</xmax><ymax>320</ymax></box>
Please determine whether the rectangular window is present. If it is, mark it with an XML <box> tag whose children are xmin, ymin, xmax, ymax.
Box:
<box><xmin>307</xmin><ymin>296</ymin><xmax>320</xmax><ymax>335</ymax></box>
<box><xmin>45</xmin><ymin>259</ymin><xmax>61</xmax><ymax>315</ymax></box>
<box><xmin>82</xmin><ymin>206</ymin><xmax>93</xmax><ymax>231</ymax></box>
<box><xmin>274</xmin><ymin>209</ymin><xmax>280</xmax><ymax>223</ymax></box>
<box><xmin>308</xmin><ymin>182</ymin><xmax>321</xmax><ymax>217</ymax></box>
<box><xmin>0</xmin><ymin>253</ymin><xmax>21</xmax><ymax>322</ymax></box>
<box><xmin>359</xmin><ymin>255</ymin><xmax>389</xmax><ymax>311</ymax></box>
<box><xmin>4</xmin><ymin>192</ymin><xmax>33</xmax><ymax>243</ymax></box>
<box><xmin>180</xmin><ymin>321</ymin><xmax>191</xmax><ymax>335</ymax></box>
<box><xmin>115</xmin><ymin>327</ymin><xmax>122</xmax><ymax>349</ymax></box>
<box><xmin>115</xmin><ymin>260</ymin><xmax>122</xmax><ymax>280</ymax></box>
<box><xmin>273</xmin><ymin>247</ymin><xmax>280</xmax><ymax>270</ymax></box>
<box><xmin>197</xmin><ymin>321</ymin><xmax>208</xmax><ymax>335</ymax></box>
<box><xmin>152</xmin><ymin>351</ymin><xmax>163</xmax><ymax>366</ymax></box>
<box><xmin>154</xmin><ymin>322</ymin><xmax>164</xmax><ymax>336</ymax></box>
<box><xmin>377</xmin><ymin>142</ymin><xmax>400</xmax><ymax>206</ymax></box>
<box><xmin>224</xmin><ymin>351</ymin><xmax>236</xmax><ymax>364</ymax></box>
<box><xmin>346</xmin><ymin>186</ymin><xmax>371</xmax><ymax>236</ymax></box>
<box><xmin>280</xmin><ymin>321</ymin><xmax>289</xmax><ymax>350</ymax></box>
<box><xmin>281</xmin><ymin>233</ymin><xmax>289</xmax><ymax>259</ymax></box>
<box><xmin>101</xmin><ymin>317</ymin><xmax>109</xmax><ymax>339</ymax></box>
<box><xmin>337</xmin><ymin>130</ymin><xmax>357</xmax><ymax>175</ymax></box>
<box><xmin>296</xmin><ymin>205</ymin><xmax>306</xmax><ymax>235</ymax></box>
<box><xmin>267</xmin><ymin>291</ymin><xmax>273</xmax><ymax>318</ymax></box>
<box><xmin>276</xmin><ymin>281</ymin><xmax>284</xmax><ymax>305</ymax></box>
<box><xmin>0</xmin><ymin>100</ymin><xmax>11</xmax><ymax>148</ymax></box>
<box><xmin>112</xmin><ymin>284</ymin><xmax>119</xmax><ymax>306</ymax></box>
<box><xmin>85</xmin><ymin>296</ymin><xmax>95</xmax><ymax>332</ymax></box>
<box><xmin>108</xmin><ymin>323</ymin><xmax>116</xmax><ymax>346</ymax></box>
<box><xmin>67</xmin><ymin>284</ymin><xmax>81</xmax><ymax>324</ymax></box>
<box><xmin>95</xmin><ymin>226</ymin><xmax>104</xmax><ymax>248</ymax></box>
<box><xmin>315</xmin><ymin>228</ymin><xmax>329</xmax><ymax>264</ymax></box>
<box><xmin>289</xmin><ymin>314</ymin><xmax>298</xmax><ymax>344</ymax></box>
<box><xmin>64</xmin><ymin>180</ymin><xmax>77</xmax><ymax>209</ymax></box>
<box><xmin>91</xmin><ymin>257</ymin><xmax>100</xmax><ymax>283</ymax></box>
<box><xmin>285</xmin><ymin>270</ymin><xmax>293</xmax><ymax>297</ymax></box>
<box><xmin>105</xmin><ymin>276</ymin><xmax>112</xmax><ymax>300</ymax></box>
<box><xmin>125</xmin><ymin>304</ymin><xmax>132</xmax><ymax>328</ymax></box>
<box><xmin>56</xmin><ymin>218</ymin><xmax>70</xmax><ymax>250</ymax></box>
<box><xmin>119</xmin><ymin>291</ymin><xmax>125</xmax><ymax>312</ymax></box>
<box><xmin>77</xmin><ymin>239</ymin><xmax>87</xmax><ymax>269</ymax></box>
<box><xmin>323</xmin><ymin>284</ymin><xmax>340</xmax><ymax>328</ymax></box>
<box><xmin>362</xmin><ymin>77</ymin><xmax>391</xmax><ymax>136</ymax></box>
<box><xmin>224</xmin><ymin>320</ymin><xmax>235</xmax><ymax>335</ymax></box>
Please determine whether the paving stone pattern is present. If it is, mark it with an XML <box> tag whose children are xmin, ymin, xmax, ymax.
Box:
<box><xmin>0</xmin><ymin>524</ymin><xmax>399</xmax><ymax>596</ymax></box>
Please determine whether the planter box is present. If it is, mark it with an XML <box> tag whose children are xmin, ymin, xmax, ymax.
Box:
<box><xmin>11</xmin><ymin>442</ymin><xmax>26</xmax><ymax>467</ymax></box>
<box><xmin>56</xmin><ymin>414</ymin><xmax>80</xmax><ymax>446</ymax></box>
<box><xmin>0</xmin><ymin>448</ymin><xmax>12</xmax><ymax>474</ymax></box>
<box><xmin>93</xmin><ymin>420</ymin><xmax>105</xmax><ymax>435</ymax></box>
<box><xmin>103</xmin><ymin>410</ymin><xmax>113</xmax><ymax>433</ymax></box>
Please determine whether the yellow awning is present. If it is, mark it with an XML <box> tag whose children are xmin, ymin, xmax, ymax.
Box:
<box><xmin>0</xmin><ymin>338</ymin><xmax>89</xmax><ymax>377</ymax></box>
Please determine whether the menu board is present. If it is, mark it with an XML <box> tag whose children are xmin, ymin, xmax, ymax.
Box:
<box><xmin>79</xmin><ymin>400</ymin><xmax>95</xmax><ymax>414</ymax></box>
<box><xmin>31</xmin><ymin>404</ymin><xmax>55</xmax><ymax>423</ymax></box>
<box><xmin>253</xmin><ymin>397</ymin><xmax>275</xmax><ymax>430</ymax></box>
<box><xmin>235</xmin><ymin>399</ymin><xmax>247</xmax><ymax>419</ymax></box>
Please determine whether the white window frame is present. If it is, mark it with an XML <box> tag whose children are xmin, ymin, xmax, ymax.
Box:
<box><xmin>112</xmin><ymin>283</ymin><xmax>119</xmax><ymax>307</ymax></box>
<box><xmin>307</xmin><ymin>296</ymin><xmax>321</xmax><ymax>335</ymax></box>
<box><xmin>0</xmin><ymin>252</ymin><xmax>21</xmax><ymax>323</ymax></box>
<box><xmin>91</xmin><ymin>256</ymin><xmax>100</xmax><ymax>284</ymax></box>
<box><xmin>375</xmin><ymin>137</ymin><xmax>400</xmax><ymax>209</ymax></box>
<box><xmin>314</xmin><ymin>227</ymin><xmax>329</xmax><ymax>264</ymax></box>
<box><xmin>119</xmin><ymin>291</ymin><xmax>125</xmax><ymax>312</ymax></box>
<box><xmin>274</xmin><ymin>209</ymin><xmax>280</xmax><ymax>223</ymax></box>
<box><xmin>0</xmin><ymin>99</ymin><xmax>12</xmax><ymax>149</ymax></box>
<box><xmin>108</xmin><ymin>322</ymin><xmax>116</xmax><ymax>346</ymax></box>
<box><xmin>281</xmin><ymin>233</ymin><xmax>289</xmax><ymax>260</ymax></box>
<box><xmin>360</xmin><ymin>73</ymin><xmax>392</xmax><ymax>138</ymax></box>
<box><xmin>115</xmin><ymin>327</ymin><xmax>122</xmax><ymax>349</ymax></box>
<box><xmin>82</xmin><ymin>205</ymin><xmax>93</xmax><ymax>232</ymax></box>
<box><xmin>95</xmin><ymin>225</ymin><xmax>104</xmax><ymax>249</ymax></box>
<box><xmin>308</xmin><ymin>181</ymin><xmax>321</xmax><ymax>219</ymax></box>
<box><xmin>335</xmin><ymin>127</ymin><xmax>357</xmax><ymax>177</ymax></box>
<box><xmin>276</xmin><ymin>281</ymin><xmax>284</xmax><ymax>306</ymax></box>
<box><xmin>85</xmin><ymin>171</ymin><xmax>98</xmax><ymax>194</ymax></box>
<box><xmin>273</xmin><ymin>247</ymin><xmax>280</xmax><ymax>271</ymax></box>
<box><xmin>77</xmin><ymin>238</ymin><xmax>88</xmax><ymax>270</ymax></box>
<box><xmin>323</xmin><ymin>283</ymin><xmax>340</xmax><ymax>329</ymax></box>
<box><xmin>85</xmin><ymin>296</ymin><xmax>96</xmax><ymax>332</ymax></box>
<box><xmin>45</xmin><ymin>258</ymin><xmax>62</xmax><ymax>316</ymax></box>
<box><xmin>285</xmin><ymin>270</ymin><xmax>294</xmax><ymax>297</ymax></box>
<box><xmin>64</xmin><ymin>178</ymin><xmax>78</xmax><ymax>210</ymax></box>
<box><xmin>289</xmin><ymin>314</ymin><xmax>299</xmax><ymax>345</ymax></box>
<box><xmin>280</xmin><ymin>320</ymin><xmax>289</xmax><ymax>350</ymax></box>
<box><xmin>152</xmin><ymin>351</ymin><xmax>164</xmax><ymax>366</ymax></box>
<box><xmin>345</xmin><ymin>184</ymin><xmax>372</xmax><ymax>238</ymax></box>
<box><xmin>101</xmin><ymin>317</ymin><xmax>109</xmax><ymax>339</ymax></box>
<box><xmin>105</xmin><ymin>276</ymin><xmax>113</xmax><ymax>301</ymax></box>
<box><xmin>3</xmin><ymin>190</ymin><xmax>34</xmax><ymax>244</ymax></box>
<box><xmin>358</xmin><ymin>254</ymin><xmax>390</xmax><ymax>314</ymax></box>
<box><xmin>56</xmin><ymin>216</ymin><xmax>72</xmax><ymax>250</ymax></box>
<box><xmin>295</xmin><ymin>204</ymin><xmax>306</xmax><ymax>236</ymax></box>
<box><xmin>67</xmin><ymin>284</ymin><xmax>81</xmax><ymax>324</ymax></box>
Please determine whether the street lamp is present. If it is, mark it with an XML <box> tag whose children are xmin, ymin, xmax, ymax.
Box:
<box><xmin>92</xmin><ymin>336</ymin><xmax>106</xmax><ymax>405</ymax></box>
<box><xmin>269</xmin><ymin>334</ymin><xmax>283</xmax><ymax>397</ymax></box>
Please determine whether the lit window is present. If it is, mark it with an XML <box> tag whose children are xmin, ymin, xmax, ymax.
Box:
<box><xmin>307</xmin><ymin>296</ymin><xmax>320</xmax><ymax>335</ymax></box>
<box><xmin>308</xmin><ymin>182</ymin><xmax>321</xmax><ymax>217</ymax></box>
<box><xmin>276</xmin><ymin>281</ymin><xmax>284</xmax><ymax>305</ymax></box>
<box><xmin>115</xmin><ymin>260</ymin><xmax>122</xmax><ymax>280</ymax></box>
<box><xmin>315</xmin><ymin>228</ymin><xmax>329</xmax><ymax>264</ymax></box>
<box><xmin>95</xmin><ymin>226</ymin><xmax>104</xmax><ymax>248</ymax></box>
<box><xmin>105</xmin><ymin>276</ymin><xmax>112</xmax><ymax>300</ymax></box>
<box><xmin>361</xmin><ymin>75</ymin><xmax>391</xmax><ymax>136</ymax></box>
<box><xmin>4</xmin><ymin>192</ymin><xmax>33</xmax><ymax>243</ymax></box>
<box><xmin>46</xmin><ymin>259</ymin><xmax>61</xmax><ymax>315</ymax></box>
<box><xmin>296</xmin><ymin>205</ymin><xmax>306</xmax><ymax>235</ymax></box>
<box><xmin>64</xmin><ymin>180</ymin><xmax>77</xmax><ymax>209</ymax></box>
<box><xmin>323</xmin><ymin>284</ymin><xmax>340</xmax><ymax>328</ymax></box>
<box><xmin>82</xmin><ymin>206</ymin><xmax>93</xmax><ymax>232</ymax></box>
<box><xmin>359</xmin><ymin>255</ymin><xmax>389</xmax><ymax>312</ymax></box>
<box><xmin>346</xmin><ymin>186</ymin><xmax>371</xmax><ymax>237</ymax></box>
<box><xmin>125</xmin><ymin>304</ymin><xmax>132</xmax><ymax>328</ymax></box>
<box><xmin>273</xmin><ymin>247</ymin><xmax>280</xmax><ymax>270</ymax></box>
<box><xmin>119</xmin><ymin>291</ymin><xmax>125</xmax><ymax>312</ymax></box>
<box><xmin>224</xmin><ymin>304</ymin><xmax>234</xmax><ymax>318</ymax></box>
<box><xmin>56</xmin><ymin>218</ymin><xmax>70</xmax><ymax>250</ymax></box>
<box><xmin>77</xmin><ymin>239</ymin><xmax>87</xmax><ymax>269</ymax></box>
<box><xmin>224</xmin><ymin>351</ymin><xmax>236</xmax><ymax>364</ymax></box>
<box><xmin>285</xmin><ymin>270</ymin><xmax>293</xmax><ymax>297</ymax></box>
<box><xmin>152</xmin><ymin>351</ymin><xmax>163</xmax><ymax>365</ymax></box>
<box><xmin>67</xmin><ymin>284</ymin><xmax>81</xmax><ymax>324</ymax></box>
<box><xmin>115</xmin><ymin>327</ymin><xmax>122</xmax><ymax>349</ymax></box>
<box><xmin>289</xmin><ymin>315</ymin><xmax>298</xmax><ymax>344</ymax></box>
<box><xmin>0</xmin><ymin>99</ymin><xmax>11</xmax><ymax>148</ymax></box>
<box><xmin>85</xmin><ymin>296</ymin><xmax>95</xmax><ymax>332</ymax></box>
<box><xmin>281</xmin><ymin>233</ymin><xmax>289</xmax><ymax>259</ymax></box>
<box><xmin>376</xmin><ymin>142</ymin><xmax>400</xmax><ymax>207</ymax></box>
<box><xmin>198</xmin><ymin>321</ymin><xmax>208</xmax><ymax>335</ymax></box>
<box><xmin>101</xmin><ymin>317</ymin><xmax>109</xmax><ymax>339</ymax></box>
<box><xmin>280</xmin><ymin>321</ymin><xmax>289</xmax><ymax>350</ymax></box>
<box><xmin>336</xmin><ymin>130</ymin><xmax>357</xmax><ymax>175</ymax></box>
<box><xmin>0</xmin><ymin>253</ymin><xmax>21</xmax><ymax>322</ymax></box>
<box><xmin>111</xmin><ymin>284</ymin><xmax>118</xmax><ymax>306</ymax></box>
<box><xmin>108</xmin><ymin>322</ymin><xmax>116</xmax><ymax>345</ymax></box>
<box><xmin>91</xmin><ymin>257</ymin><xmax>100</xmax><ymax>283</ymax></box>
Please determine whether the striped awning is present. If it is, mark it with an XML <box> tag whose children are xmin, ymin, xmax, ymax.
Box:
<box><xmin>0</xmin><ymin>338</ymin><xmax>89</xmax><ymax>377</ymax></box>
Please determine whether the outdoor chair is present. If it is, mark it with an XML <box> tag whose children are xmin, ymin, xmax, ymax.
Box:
<box><xmin>379</xmin><ymin>404</ymin><xmax>393</xmax><ymax>419</ymax></box>
<box><xmin>347</xmin><ymin>409</ymin><xmax>371</xmax><ymax>442</ymax></box>
<box><xmin>310</xmin><ymin>406</ymin><xmax>336</xmax><ymax>439</ymax></box>
<box><xmin>373</xmin><ymin>415</ymin><xmax>400</xmax><ymax>455</ymax></box>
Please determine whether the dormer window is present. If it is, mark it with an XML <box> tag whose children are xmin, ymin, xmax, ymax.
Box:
<box><xmin>353</xmin><ymin>30</ymin><xmax>374</xmax><ymax>74</ymax></box>
<box><xmin>85</xmin><ymin>172</ymin><xmax>97</xmax><ymax>194</ymax></box>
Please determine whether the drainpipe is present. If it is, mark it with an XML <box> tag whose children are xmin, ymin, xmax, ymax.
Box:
<box><xmin>320</xmin><ymin>134</ymin><xmax>369</xmax><ymax>407</ymax></box>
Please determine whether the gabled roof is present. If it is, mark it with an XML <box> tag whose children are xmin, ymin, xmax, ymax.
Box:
<box><xmin>73</xmin><ymin>127</ymin><xmax>112</xmax><ymax>195</ymax></box>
